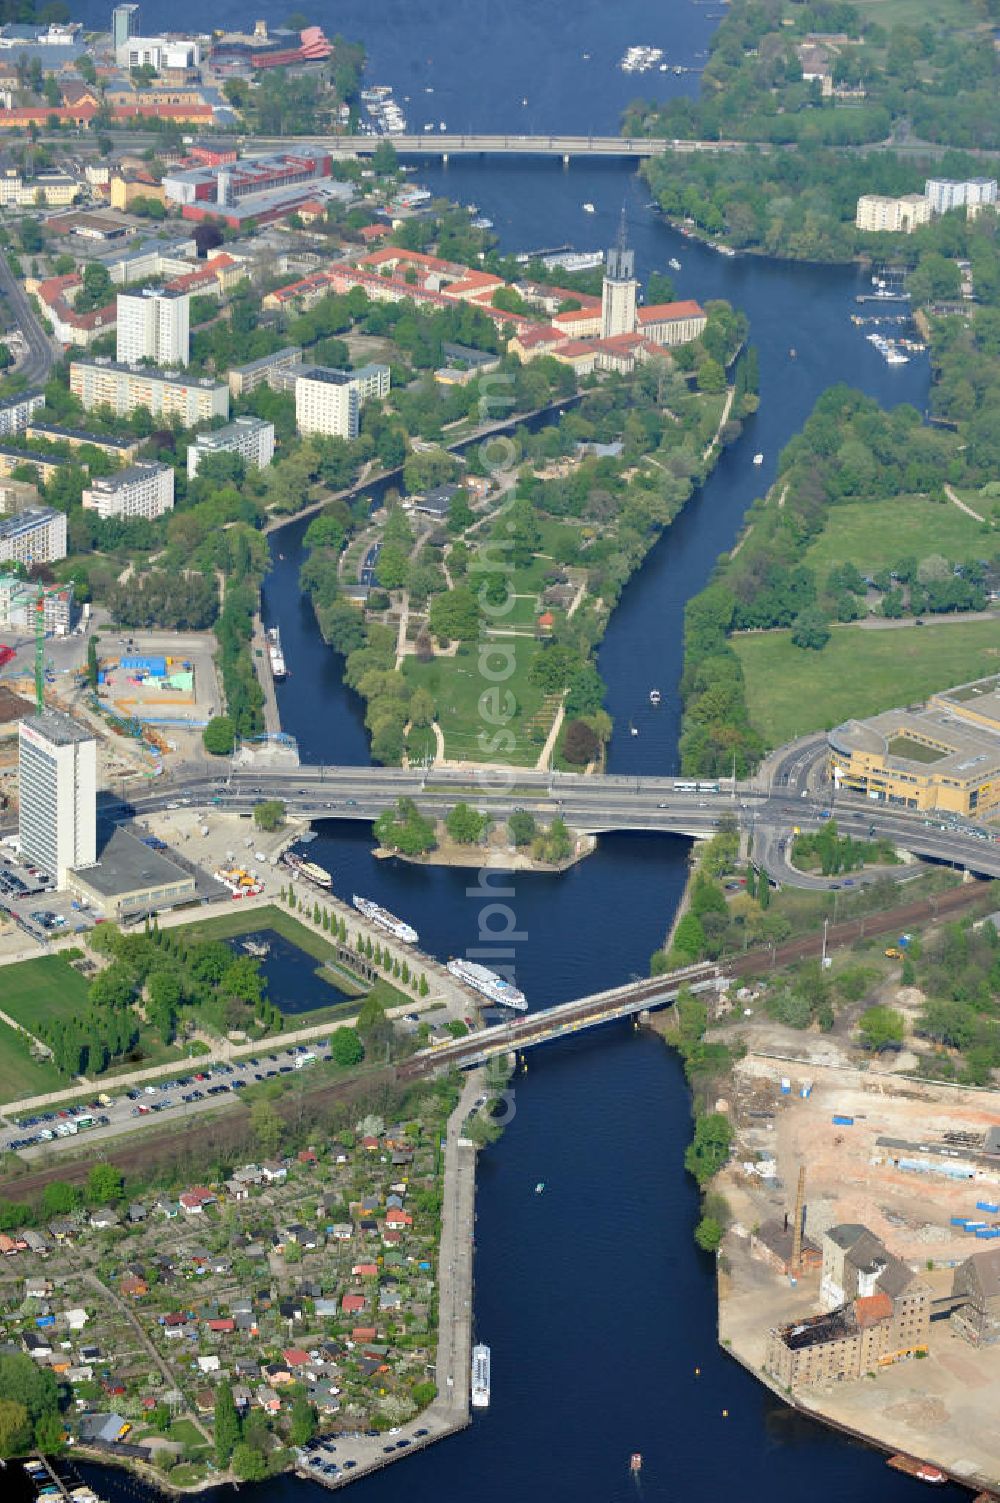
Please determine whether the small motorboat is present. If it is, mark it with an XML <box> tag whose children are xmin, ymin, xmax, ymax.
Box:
<box><xmin>668</xmin><ymin>256</ymin><xmax>681</xmax><ymax>271</ymax></box>
<box><xmin>649</xmin><ymin>688</ymin><xmax>662</xmax><ymax>705</ymax></box>
<box><xmin>629</xmin><ymin>721</ymin><xmax>639</xmax><ymax>737</ymax></box>
<box><xmin>789</xmin><ymin>347</ymin><xmax>797</xmax><ymax>358</ymax></box>
<box><xmin>582</xmin><ymin>202</ymin><xmax>595</xmax><ymax>214</ymax></box>
<box><xmin>535</xmin><ymin>1182</ymin><xmax>545</xmax><ymax>1194</ymax></box>
<box><xmin>630</xmin><ymin>1453</ymin><xmax>643</xmax><ymax>1473</ymax></box>
<box><xmin>753</xmin><ymin>453</ymin><xmax>764</xmax><ymax>465</ymax></box>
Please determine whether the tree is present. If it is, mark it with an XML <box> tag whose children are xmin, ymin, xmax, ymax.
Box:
<box><xmin>86</xmin><ymin>1163</ymin><xmax>123</xmax><ymax>1203</ymax></box>
<box><xmin>790</xmin><ymin>608</ymin><xmax>830</xmax><ymax>651</ymax></box>
<box><xmin>562</xmin><ymin>718</ymin><xmax>599</xmax><ymax>765</ymax></box>
<box><xmin>694</xmin><ymin>1215</ymin><xmax>724</xmax><ymax>1252</ymax></box>
<box><xmin>250</xmin><ymin>1098</ymin><xmax>283</xmax><ymax>1156</ymax></box>
<box><xmin>253</xmin><ymin>799</ymin><xmax>285</xmax><ymax>832</ymax></box>
<box><xmin>0</xmin><ymin>1397</ymin><xmax>31</xmax><ymax>1458</ymax></box>
<box><xmin>697</xmin><ymin>357</ymin><xmax>726</xmax><ymax>393</ymax></box>
<box><xmin>684</xmin><ymin>1112</ymin><xmax>733</xmax><ymax>1185</ymax></box>
<box><xmin>331</xmin><ymin>1027</ymin><xmax>364</xmax><ymax>1067</ymax></box>
<box><xmin>508</xmin><ymin>811</ymin><xmax>536</xmax><ymax>846</ymax></box>
<box><xmin>232</xmin><ymin>1443</ymin><xmax>268</xmax><ymax>1481</ymax></box>
<box><xmin>356</xmin><ymin>993</ymin><xmax>393</xmax><ymax>1052</ymax></box>
<box><xmin>429</xmin><ymin>586</ymin><xmax>481</xmax><ymax>642</ymax></box>
<box><xmin>290</xmin><ymin>1395</ymin><xmax>317</xmax><ymax>1446</ymax></box>
<box><xmin>0</xmin><ymin>1354</ymin><xmax>59</xmax><ymax>1440</ymax></box>
<box><xmin>445</xmin><ymin>802</ymin><xmax>490</xmax><ymax>844</ymax></box>
<box><xmin>41</xmin><ymin>1181</ymin><xmax>78</xmax><ymax>1215</ymax></box>
<box><xmin>858</xmin><ymin>1005</ymin><xmax>905</xmax><ymax>1052</ymax></box>
<box><xmin>214</xmin><ymin>1382</ymin><xmax>242</xmax><ymax>1467</ymax></box>
<box><xmin>203</xmin><ymin>715</ymin><xmax>236</xmax><ymax>756</ymax></box>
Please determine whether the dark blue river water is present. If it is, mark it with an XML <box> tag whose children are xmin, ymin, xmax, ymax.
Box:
<box><xmin>32</xmin><ymin>3</ymin><xmax>952</xmax><ymax>1501</ymax></box>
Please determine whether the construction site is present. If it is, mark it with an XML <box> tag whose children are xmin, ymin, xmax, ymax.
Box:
<box><xmin>717</xmin><ymin>1050</ymin><xmax>1000</xmax><ymax>1492</ymax></box>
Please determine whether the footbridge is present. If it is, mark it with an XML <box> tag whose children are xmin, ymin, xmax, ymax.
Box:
<box><xmin>398</xmin><ymin>962</ymin><xmax>724</xmax><ymax>1076</ymax></box>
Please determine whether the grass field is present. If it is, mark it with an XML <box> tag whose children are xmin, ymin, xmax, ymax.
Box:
<box><xmin>735</xmin><ymin>618</ymin><xmax>1000</xmax><ymax>745</ymax></box>
<box><xmin>804</xmin><ymin>496</ymin><xmax>987</xmax><ymax>578</ymax></box>
<box><xmin>850</xmin><ymin>0</ymin><xmax>980</xmax><ymax>29</ymax></box>
<box><xmin>0</xmin><ymin>954</ymin><xmax>90</xmax><ymax>1034</ymax></box>
<box><xmin>403</xmin><ymin>646</ymin><xmax>550</xmax><ymax>765</ymax></box>
<box><xmin>0</xmin><ymin>1018</ymin><xmax>65</xmax><ymax>1103</ymax></box>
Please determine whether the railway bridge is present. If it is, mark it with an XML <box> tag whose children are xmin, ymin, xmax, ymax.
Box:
<box><xmin>397</xmin><ymin>962</ymin><xmax>723</xmax><ymax>1076</ymax></box>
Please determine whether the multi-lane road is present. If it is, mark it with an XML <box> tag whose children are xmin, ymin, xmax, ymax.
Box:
<box><xmin>0</xmin><ymin>248</ymin><xmax>60</xmax><ymax>387</ymax></box>
<box><xmin>101</xmin><ymin>748</ymin><xmax>1000</xmax><ymax>887</ymax></box>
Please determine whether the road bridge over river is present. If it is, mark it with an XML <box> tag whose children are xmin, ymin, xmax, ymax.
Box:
<box><xmin>113</xmin><ymin>740</ymin><xmax>1000</xmax><ymax>888</ymax></box>
<box><xmin>252</xmin><ymin>133</ymin><xmax>739</xmax><ymax>160</ymax></box>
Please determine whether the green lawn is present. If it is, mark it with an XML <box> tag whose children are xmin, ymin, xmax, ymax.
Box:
<box><xmin>735</xmin><ymin>618</ymin><xmax>1000</xmax><ymax>745</ymax></box>
<box><xmin>0</xmin><ymin>1017</ymin><xmax>65</xmax><ymax>1103</ymax></box>
<box><xmin>0</xmin><ymin>954</ymin><xmax>90</xmax><ymax>1034</ymax></box>
<box><xmin>403</xmin><ymin>645</ymin><xmax>551</xmax><ymax>765</ymax></box>
<box><xmin>850</xmin><ymin>0</ymin><xmax>980</xmax><ymax>29</ymax></box>
<box><xmin>804</xmin><ymin>496</ymin><xmax>988</xmax><ymax>578</ymax></box>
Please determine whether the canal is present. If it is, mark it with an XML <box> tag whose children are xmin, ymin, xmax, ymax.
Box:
<box><xmin>50</xmin><ymin>1</ymin><xmax>945</xmax><ymax>1500</ymax></box>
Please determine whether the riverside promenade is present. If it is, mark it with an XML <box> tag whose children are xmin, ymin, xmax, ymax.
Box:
<box><xmin>295</xmin><ymin>1069</ymin><xmax>484</xmax><ymax>1489</ymax></box>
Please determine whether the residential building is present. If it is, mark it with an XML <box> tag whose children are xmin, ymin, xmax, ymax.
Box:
<box><xmin>186</xmin><ymin>416</ymin><xmax>275</xmax><ymax>478</ymax></box>
<box><xmin>111</xmin><ymin>4</ymin><xmax>139</xmax><ymax>52</ymax></box>
<box><xmin>925</xmin><ymin>177</ymin><xmax>998</xmax><ymax>216</ymax></box>
<box><xmin>24</xmin><ymin>423</ymin><xmax>143</xmax><ymax>463</ymax></box>
<box><xmin>110</xmin><ymin>170</ymin><xmax>166</xmax><ymax>212</ymax></box>
<box><xmin>829</xmin><ymin>675</ymin><xmax>1000</xmax><ymax>818</ymax></box>
<box><xmin>0</xmin><ymin>169</ymin><xmax>77</xmax><ymax>207</ymax></box>
<box><xmin>0</xmin><ymin>447</ymin><xmax>66</xmax><ymax>485</ymax></box>
<box><xmin>0</xmin><ymin>574</ymin><xmax>73</xmax><ymax>635</ymax></box>
<box><xmin>227</xmin><ymin>346</ymin><xmax>303</xmax><ymax>397</ymax></box>
<box><xmin>601</xmin><ymin>212</ymin><xmax>639</xmax><ymax>339</ymax></box>
<box><xmin>855</xmin><ymin>194</ymin><xmax>932</xmax><ymax>233</ymax></box>
<box><xmin>116</xmin><ymin>288</ymin><xmax>190</xmax><ymax>367</ymax></box>
<box><xmin>0</xmin><ymin>506</ymin><xmax>67</xmax><ymax>565</ymax></box>
<box><xmin>18</xmin><ymin>709</ymin><xmax>97</xmax><ymax>887</ymax></box>
<box><xmin>81</xmin><ymin>462</ymin><xmax>174</xmax><ymax>520</ymax></box>
<box><xmin>294</xmin><ymin>365</ymin><xmax>389</xmax><ymax>439</ymax></box>
<box><xmin>950</xmin><ymin>1245</ymin><xmax>1000</xmax><ymax>1346</ymax></box>
<box><xmin>33</xmin><ymin>272</ymin><xmax>115</xmax><ymax>348</ymax></box>
<box><xmin>0</xmin><ymin>390</ymin><xmax>44</xmax><ymax>437</ymax></box>
<box><xmin>70</xmin><ymin>359</ymin><xmax>229</xmax><ymax>424</ymax></box>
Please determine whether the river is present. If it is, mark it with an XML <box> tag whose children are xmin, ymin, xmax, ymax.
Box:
<box><xmin>27</xmin><ymin>1</ymin><xmax>955</xmax><ymax>1500</ymax></box>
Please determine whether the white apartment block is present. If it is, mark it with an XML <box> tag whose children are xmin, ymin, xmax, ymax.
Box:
<box><xmin>227</xmin><ymin>346</ymin><xmax>303</xmax><ymax>397</ymax></box>
<box><xmin>0</xmin><ymin>390</ymin><xmax>44</xmax><ymax>437</ymax></box>
<box><xmin>0</xmin><ymin>170</ymin><xmax>77</xmax><ymax>208</ymax></box>
<box><xmin>70</xmin><ymin>359</ymin><xmax>229</xmax><ymax>425</ymax></box>
<box><xmin>116</xmin><ymin>35</ymin><xmax>200</xmax><ymax>70</ymax></box>
<box><xmin>82</xmin><ymin>463</ymin><xmax>175</xmax><ymax>521</ymax></box>
<box><xmin>294</xmin><ymin>363</ymin><xmax>390</xmax><ymax>440</ymax></box>
<box><xmin>0</xmin><ymin>575</ymin><xmax>74</xmax><ymax>635</ymax></box>
<box><xmin>925</xmin><ymin>178</ymin><xmax>998</xmax><ymax>216</ymax></box>
<box><xmin>18</xmin><ymin>710</ymin><xmax>97</xmax><ymax>889</ymax></box>
<box><xmin>0</xmin><ymin>506</ymin><xmax>67</xmax><ymax>566</ymax></box>
<box><xmin>116</xmin><ymin>288</ymin><xmax>190</xmax><ymax>367</ymax></box>
<box><xmin>855</xmin><ymin>194</ymin><xmax>932</xmax><ymax>234</ymax></box>
<box><xmin>187</xmin><ymin>416</ymin><xmax>275</xmax><ymax>478</ymax></box>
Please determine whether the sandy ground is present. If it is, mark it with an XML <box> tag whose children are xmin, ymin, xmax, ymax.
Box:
<box><xmin>717</xmin><ymin>1050</ymin><xmax>1000</xmax><ymax>1487</ymax></box>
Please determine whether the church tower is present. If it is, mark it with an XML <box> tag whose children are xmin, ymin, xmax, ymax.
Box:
<box><xmin>601</xmin><ymin>209</ymin><xmax>638</xmax><ymax>338</ymax></box>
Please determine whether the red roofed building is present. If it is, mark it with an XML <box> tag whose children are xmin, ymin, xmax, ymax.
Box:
<box><xmin>282</xmin><ymin>1347</ymin><xmax>312</xmax><ymax>1366</ymax></box>
<box><xmin>385</xmin><ymin>1208</ymin><xmax>413</xmax><ymax>1228</ymax></box>
<box><xmin>33</xmin><ymin>273</ymin><xmax>116</xmax><ymax>348</ymax></box>
<box><xmin>854</xmin><ymin>1292</ymin><xmax>894</xmax><ymax>1328</ymax></box>
<box><xmin>358</xmin><ymin>223</ymin><xmax>390</xmax><ymax>244</ymax></box>
<box><xmin>0</xmin><ymin>102</ymin><xmax>99</xmax><ymax>130</ymax></box>
<box><xmin>342</xmin><ymin>1293</ymin><xmax>367</xmax><ymax>1313</ymax></box>
<box><xmin>551</xmin><ymin>305</ymin><xmax>603</xmax><ymax>338</ymax></box>
<box><xmin>208</xmin><ymin>1318</ymin><xmax>236</xmax><ymax>1334</ymax></box>
<box><xmin>179</xmin><ymin>1188</ymin><xmax>216</xmax><ymax>1215</ymax></box>
<box><xmin>352</xmin><ymin>1262</ymin><xmax>378</xmax><ymax>1277</ymax></box>
<box><xmin>251</xmin><ymin>25</ymin><xmax>334</xmax><ymax>69</ymax></box>
<box><xmin>635</xmin><ymin>299</ymin><xmax>707</xmax><ymax>346</ymax></box>
<box><xmin>113</xmin><ymin>102</ymin><xmax>214</xmax><ymax>126</ymax></box>
<box><xmin>351</xmin><ymin>1326</ymin><xmax>377</xmax><ymax>1342</ymax></box>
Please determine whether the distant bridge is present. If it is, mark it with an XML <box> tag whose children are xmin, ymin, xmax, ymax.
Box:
<box><xmin>398</xmin><ymin>963</ymin><xmax>723</xmax><ymax>1075</ymax></box>
<box><xmin>259</xmin><ymin>133</ymin><xmax>740</xmax><ymax>161</ymax></box>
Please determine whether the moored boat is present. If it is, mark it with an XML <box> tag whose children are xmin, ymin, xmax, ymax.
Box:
<box><xmin>352</xmin><ymin>894</ymin><xmax>419</xmax><ymax>944</ymax></box>
<box><xmin>887</xmin><ymin>1455</ymin><xmax>947</xmax><ymax>1485</ymax></box>
<box><xmin>267</xmin><ymin>627</ymin><xmax>286</xmax><ymax>680</ymax></box>
<box><xmin>283</xmin><ymin>852</ymin><xmax>332</xmax><ymax>890</ymax></box>
<box><xmin>471</xmin><ymin>1343</ymin><xmax>491</xmax><ymax>1407</ymax></box>
<box><xmin>649</xmin><ymin>688</ymin><xmax>661</xmax><ymax>705</ymax></box>
<box><xmin>447</xmin><ymin>958</ymin><xmax>527</xmax><ymax>1009</ymax></box>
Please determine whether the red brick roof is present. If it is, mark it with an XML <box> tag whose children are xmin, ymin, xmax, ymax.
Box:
<box><xmin>855</xmin><ymin>1292</ymin><xmax>893</xmax><ymax>1328</ymax></box>
<box><xmin>636</xmin><ymin>299</ymin><xmax>705</xmax><ymax>324</ymax></box>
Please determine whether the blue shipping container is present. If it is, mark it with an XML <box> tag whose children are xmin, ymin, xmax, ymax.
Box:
<box><xmin>120</xmin><ymin>655</ymin><xmax>166</xmax><ymax>677</ymax></box>
<box><xmin>832</xmin><ymin>1115</ymin><xmax>854</xmax><ymax>1126</ymax></box>
<box><xmin>36</xmin><ymin>1314</ymin><xmax>55</xmax><ymax>1327</ymax></box>
<box><xmin>976</xmin><ymin>1228</ymin><xmax>994</xmax><ymax>1239</ymax></box>
<box><xmin>951</xmin><ymin>1216</ymin><xmax>972</xmax><ymax>1226</ymax></box>
<box><xmin>976</xmin><ymin>1201</ymin><xmax>999</xmax><ymax>1213</ymax></box>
